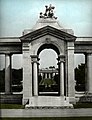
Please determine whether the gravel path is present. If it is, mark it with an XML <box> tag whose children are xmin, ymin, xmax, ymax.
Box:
<box><xmin>1</xmin><ymin>108</ymin><xmax>92</xmax><ymax>117</ymax></box>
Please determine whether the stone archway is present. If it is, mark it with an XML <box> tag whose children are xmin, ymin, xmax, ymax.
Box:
<box><xmin>37</xmin><ymin>44</ymin><xmax>61</xmax><ymax>96</ymax></box>
<box><xmin>20</xmin><ymin>23</ymin><xmax>76</xmax><ymax>107</ymax></box>
<box><xmin>31</xmin><ymin>41</ymin><xmax>65</xmax><ymax>96</ymax></box>
<box><xmin>19</xmin><ymin>3</ymin><xmax>77</xmax><ymax>106</ymax></box>
<box><xmin>37</xmin><ymin>43</ymin><xmax>60</xmax><ymax>55</ymax></box>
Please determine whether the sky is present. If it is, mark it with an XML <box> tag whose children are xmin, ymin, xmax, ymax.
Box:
<box><xmin>0</xmin><ymin>0</ymin><xmax>92</xmax><ymax>69</ymax></box>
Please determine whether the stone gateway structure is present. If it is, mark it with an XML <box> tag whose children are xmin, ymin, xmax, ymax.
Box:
<box><xmin>0</xmin><ymin>5</ymin><xmax>92</xmax><ymax>107</ymax></box>
<box><xmin>20</xmin><ymin>20</ymin><xmax>76</xmax><ymax>107</ymax></box>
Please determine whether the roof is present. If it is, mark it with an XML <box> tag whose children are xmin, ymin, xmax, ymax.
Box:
<box><xmin>20</xmin><ymin>25</ymin><xmax>76</xmax><ymax>42</ymax></box>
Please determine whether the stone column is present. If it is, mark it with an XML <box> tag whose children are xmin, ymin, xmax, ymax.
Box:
<box><xmin>85</xmin><ymin>53</ymin><xmax>92</xmax><ymax>94</ymax></box>
<box><xmin>52</xmin><ymin>72</ymin><xmax>54</xmax><ymax>79</ymax></box>
<box><xmin>67</xmin><ymin>42</ymin><xmax>75</xmax><ymax>102</ymax></box>
<box><xmin>5</xmin><ymin>54</ymin><xmax>12</xmax><ymax>94</ymax></box>
<box><xmin>51</xmin><ymin>73</ymin><xmax>52</xmax><ymax>79</ymax></box>
<box><xmin>43</xmin><ymin>73</ymin><xmax>45</xmax><ymax>79</ymax></box>
<box><xmin>49</xmin><ymin>73</ymin><xmax>51</xmax><ymax>79</ymax></box>
<box><xmin>45</xmin><ymin>73</ymin><xmax>47</xmax><ymax>79</ymax></box>
<box><xmin>59</xmin><ymin>55</ymin><xmax>65</xmax><ymax>96</ymax></box>
<box><xmin>42</xmin><ymin>73</ymin><xmax>44</xmax><ymax>79</ymax></box>
<box><xmin>41</xmin><ymin>73</ymin><xmax>43</xmax><ymax>79</ymax></box>
<box><xmin>31</xmin><ymin>55</ymin><xmax>38</xmax><ymax>96</ymax></box>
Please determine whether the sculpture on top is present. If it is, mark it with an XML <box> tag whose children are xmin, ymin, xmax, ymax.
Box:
<box><xmin>40</xmin><ymin>4</ymin><xmax>57</xmax><ymax>19</ymax></box>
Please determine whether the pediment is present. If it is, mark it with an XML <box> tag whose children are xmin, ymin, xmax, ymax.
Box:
<box><xmin>20</xmin><ymin>25</ymin><xmax>76</xmax><ymax>42</ymax></box>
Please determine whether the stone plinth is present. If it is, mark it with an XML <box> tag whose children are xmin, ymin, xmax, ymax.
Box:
<box><xmin>25</xmin><ymin>96</ymin><xmax>73</xmax><ymax>108</ymax></box>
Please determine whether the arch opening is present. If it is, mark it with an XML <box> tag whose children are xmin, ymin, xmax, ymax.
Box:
<box><xmin>38</xmin><ymin>45</ymin><xmax>60</xmax><ymax>96</ymax></box>
<box><xmin>37</xmin><ymin>44</ymin><xmax>60</xmax><ymax>55</ymax></box>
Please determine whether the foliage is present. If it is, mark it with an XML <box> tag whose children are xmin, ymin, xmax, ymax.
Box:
<box><xmin>38</xmin><ymin>74</ymin><xmax>42</xmax><ymax>84</ymax></box>
<box><xmin>49</xmin><ymin>66</ymin><xmax>55</xmax><ymax>69</ymax></box>
<box><xmin>54</xmin><ymin>74</ymin><xmax>59</xmax><ymax>84</ymax></box>
<box><xmin>0</xmin><ymin>104</ymin><xmax>24</xmax><ymax>109</ymax></box>
<box><xmin>38</xmin><ymin>71</ymin><xmax>59</xmax><ymax>93</ymax></box>
<box><xmin>0</xmin><ymin>68</ymin><xmax>23</xmax><ymax>92</ymax></box>
<box><xmin>0</xmin><ymin>69</ymin><xmax>5</xmax><ymax>92</ymax></box>
<box><xmin>12</xmin><ymin>68</ymin><xmax>23</xmax><ymax>85</ymax></box>
<box><xmin>39</xmin><ymin>78</ymin><xmax>56</xmax><ymax>86</ymax></box>
<box><xmin>75</xmin><ymin>63</ymin><xmax>85</xmax><ymax>91</ymax></box>
<box><xmin>73</xmin><ymin>103</ymin><xmax>92</xmax><ymax>108</ymax></box>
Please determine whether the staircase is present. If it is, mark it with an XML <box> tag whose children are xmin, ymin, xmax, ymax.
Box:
<box><xmin>25</xmin><ymin>96</ymin><xmax>73</xmax><ymax>108</ymax></box>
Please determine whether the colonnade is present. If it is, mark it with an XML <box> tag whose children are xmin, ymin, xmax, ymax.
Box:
<box><xmin>3</xmin><ymin>52</ymin><xmax>92</xmax><ymax>96</ymax></box>
<box><xmin>43</xmin><ymin>73</ymin><xmax>54</xmax><ymax>79</ymax></box>
<box><xmin>39</xmin><ymin>72</ymin><xmax>57</xmax><ymax>79</ymax></box>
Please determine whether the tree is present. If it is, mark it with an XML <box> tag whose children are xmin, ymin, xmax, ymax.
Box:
<box><xmin>49</xmin><ymin>66</ymin><xmax>55</xmax><ymax>69</ymax></box>
<box><xmin>0</xmin><ymin>68</ymin><xmax>23</xmax><ymax>92</ymax></box>
<box><xmin>0</xmin><ymin>69</ymin><xmax>5</xmax><ymax>92</ymax></box>
<box><xmin>75</xmin><ymin>63</ymin><xmax>85</xmax><ymax>91</ymax></box>
<box><xmin>12</xmin><ymin>68</ymin><xmax>23</xmax><ymax>85</ymax></box>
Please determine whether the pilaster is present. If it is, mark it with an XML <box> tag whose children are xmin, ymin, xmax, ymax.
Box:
<box><xmin>67</xmin><ymin>42</ymin><xmax>75</xmax><ymax>102</ymax></box>
<box><xmin>22</xmin><ymin>42</ymin><xmax>32</xmax><ymax>105</ymax></box>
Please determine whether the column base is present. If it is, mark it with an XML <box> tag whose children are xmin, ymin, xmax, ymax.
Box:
<box><xmin>69</xmin><ymin>97</ymin><xmax>76</xmax><ymax>104</ymax></box>
<box><xmin>85</xmin><ymin>92</ymin><xmax>92</xmax><ymax>95</ymax></box>
<box><xmin>22</xmin><ymin>98</ymin><xmax>29</xmax><ymax>105</ymax></box>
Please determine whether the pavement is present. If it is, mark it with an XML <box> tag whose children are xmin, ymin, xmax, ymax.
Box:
<box><xmin>1</xmin><ymin>108</ymin><xmax>92</xmax><ymax>118</ymax></box>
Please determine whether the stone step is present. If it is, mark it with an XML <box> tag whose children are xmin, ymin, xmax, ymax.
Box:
<box><xmin>25</xmin><ymin>96</ymin><xmax>73</xmax><ymax>108</ymax></box>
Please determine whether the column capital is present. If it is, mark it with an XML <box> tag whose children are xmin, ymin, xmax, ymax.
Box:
<box><xmin>58</xmin><ymin>54</ymin><xmax>65</xmax><ymax>58</ymax></box>
<box><xmin>84</xmin><ymin>52</ymin><xmax>92</xmax><ymax>56</ymax></box>
<box><xmin>58</xmin><ymin>55</ymin><xmax>65</xmax><ymax>63</ymax></box>
<box><xmin>30</xmin><ymin>55</ymin><xmax>40</xmax><ymax>59</ymax></box>
<box><xmin>30</xmin><ymin>55</ymin><xmax>38</xmax><ymax>59</ymax></box>
<box><xmin>30</xmin><ymin>55</ymin><xmax>40</xmax><ymax>63</ymax></box>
